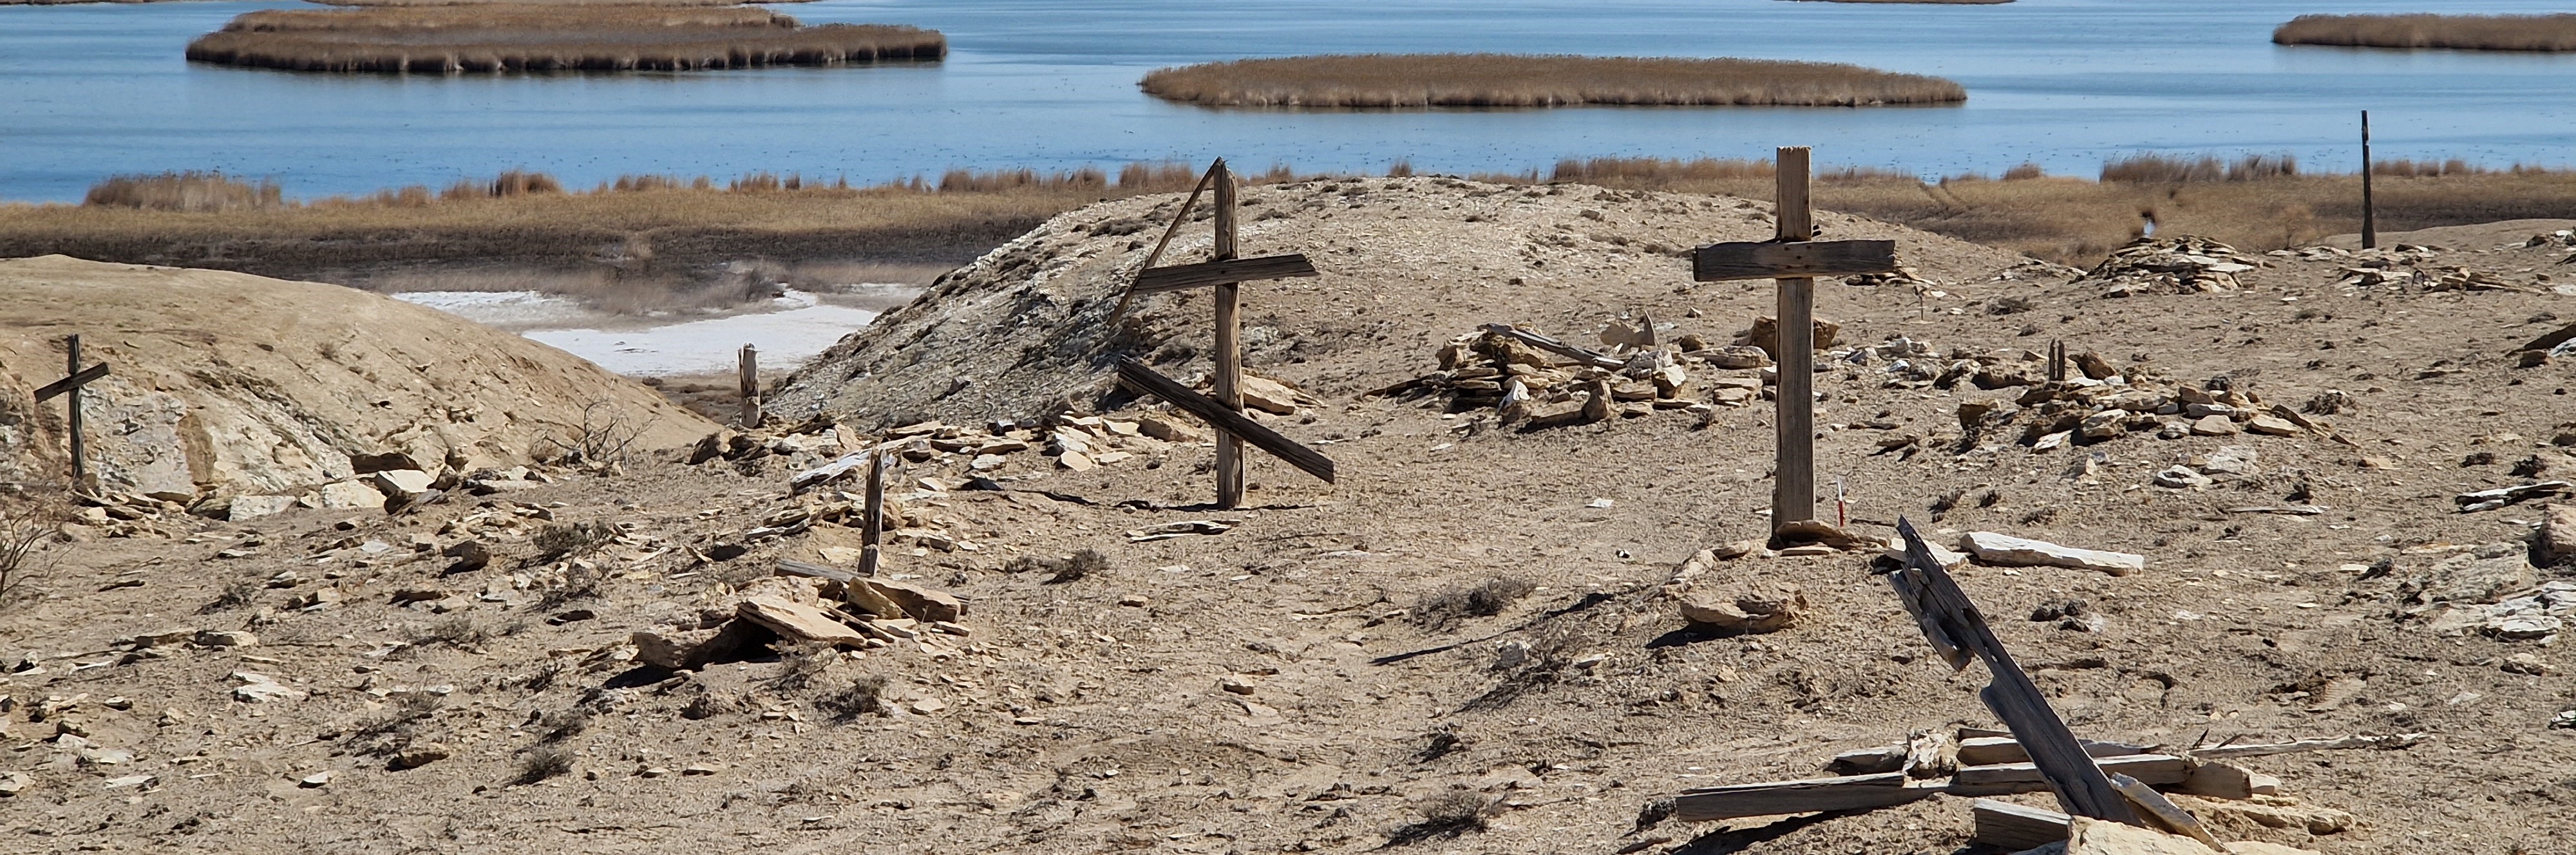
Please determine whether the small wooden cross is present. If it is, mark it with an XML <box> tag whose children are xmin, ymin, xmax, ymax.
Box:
<box><xmin>1108</xmin><ymin>158</ymin><xmax>1329</xmax><ymax>509</ymax></box>
<box><xmin>33</xmin><ymin>334</ymin><xmax>111</xmax><ymax>490</ymax></box>
<box><xmin>1690</xmin><ymin>147</ymin><xmax>1901</xmax><ymax>533</ymax></box>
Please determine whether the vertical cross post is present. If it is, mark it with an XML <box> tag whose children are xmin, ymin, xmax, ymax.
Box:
<box><xmin>1772</xmin><ymin>147</ymin><xmax>1817</xmax><ymax>531</ymax></box>
<box><xmin>737</xmin><ymin>344</ymin><xmax>762</xmax><ymax>428</ymax></box>
<box><xmin>2360</xmin><ymin>111</ymin><xmax>2376</xmax><ymax>251</ymax></box>
<box><xmin>857</xmin><ymin>450</ymin><xmax>885</xmax><ymax>577</ymax></box>
<box><xmin>1210</xmin><ymin>160</ymin><xmax>1245</xmax><ymax>509</ymax></box>
<box><xmin>66</xmin><ymin>334</ymin><xmax>87</xmax><ymax>491</ymax></box>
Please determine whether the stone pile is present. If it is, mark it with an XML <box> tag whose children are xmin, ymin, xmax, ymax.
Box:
<box><xmin>629</xmin><ymin>567</ymin><xmax>970</xmax><ymax>670</ymax></box>
<box><xmin>2403</xmin><ymin>542</ymin><xmax>2573</xmax><ymax>641</ymax></box>
<box><xmin>2079</xmin><ymin>236</ymin><xmax>2269</xmax><ymax>297</ymax></box>
<box><xmin>1955</xmin><ymin>366</ymin><xmax>2344</xmax><ymax>460</ymax></box>
<box><xmin>693</xmin><ymin>408</ymin><xmax>1209</xmax><ymax>479</ymax></box>
<box><xmin>1372</xmin><ymin>324</ymin><xmax>1761</xmax><ymax>422</ymax></box>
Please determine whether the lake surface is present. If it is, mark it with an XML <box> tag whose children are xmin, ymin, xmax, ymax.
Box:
<box><xmin>4</xmin><ymin>0</ymin><xmax>2573</xmax><ymax>202</ymax></box>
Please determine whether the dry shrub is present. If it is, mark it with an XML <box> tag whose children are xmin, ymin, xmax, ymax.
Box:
<box><xmin>2100</xmin><ymin>153</ymin><xmax>2297</xmax><ymax>183</ymax></box>
<box><xmin>512</xmin><ymin>746</ymin><xmax>574</xmax><ymax>785</ymax></box>
<box><xmin>1413</xmin><ymin>577</ymin><xmax>1535</xmax><ymax>632</ymax></box>
<box><xmin>345</xmin><ymin>693</ymin><xmax>442</xmax><ymax>756</ymax></box>
<box><xmin>770</xmin><ymin>641</ymin><xmax>837</xmax><ymax>692</ymax></box>
<box><xmin>2275</xmin><ymin>14</ymin><xmax>2576</xmax><ymax>52</ymax></box>
<box><xmin>186</xmin><ymin>6</ymin><xmax>945</xmax><ymax>73</ymax></box>
<box><xmin>817</xmin><ymin>674</ymin><xmax>889</xmax><ymax>722</ymax></box>
<box><xmin>83</xmin><ymin>171</ymin><xmax>283</xmax><ymax>212</ymax></box>
<box><xmin>1385</xmin><ymin>790</ymin><xmax>1492</xmax><ymax>845</ymax></box>
<box><xmin>406</xmin><ymin>615</ymin><xmax>488</xmax><ymax>650</ymax></box>
<box><xmin>0</xmin><ymin>487</ymin><xmax>68</xmax><ymax>610</ymax></box>
<box><xmin>1007</xmin><ymin>549</ymin><xmax>1109</xmax><ymax>584</ymax></box>
<box><xmin>1141</xmin><ymin>53</ymin><xmax>1965</xmax><ymax>108</ymax></box>
<box><xmin>531</xmin><ymin>520</ymin><xmax>616</xmax><ymax>563</ymax></box>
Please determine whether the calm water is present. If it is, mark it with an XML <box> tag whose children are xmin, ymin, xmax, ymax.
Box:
<box><xmin>3</xmin><ymin>0</ymin><xmax>2573</xmax><ymax>202</ymax></box>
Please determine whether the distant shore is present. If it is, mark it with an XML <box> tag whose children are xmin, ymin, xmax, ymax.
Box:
<box><xmin>1140</xmin><ymin>53</ymin><xmax>1965</xmax><ymax>109</ymax></box>
<box><xmin>185</xmin><ymin>6</ymin><xmax>943</xmax><ymax>73</ymax></box>
<box><xmin>2275</xmin><ymin>14</ymin><xmax>2576</xmax><ymax>52</ymax></box>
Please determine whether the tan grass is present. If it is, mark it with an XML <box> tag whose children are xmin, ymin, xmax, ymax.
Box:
<box><xmin>2275</xmin><ymin>14</ymin><xmax>2576</xmax><ymax>52</ymax></box>
<box><xmin>82</xmin><ymin>171</ymin><xmax>285</xmax><ymax>212</ymax></box>
<box><xmin>1139</xmin><ymin>53</ymin><xmax>1965</xmax><ymax>108</ymax></box>
<box><xmin>185</xmin><ymin>6</ymin><xmax>944</xmax><ymax>73</ymax></box>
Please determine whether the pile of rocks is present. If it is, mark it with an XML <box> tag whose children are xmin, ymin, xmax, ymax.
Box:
<box><xmin>2079</xmin><ymin>236</ymin><xmax>2268</xmax><ymax>297</ymax></box>
<box><xmin>2403</xmin><ymin>543</ymin><xmax>2573</xmax><ymax>641</ymax></box>
<box><xmin>1957</xmin><ymin>369</ymin><xmax>2342</xmax><ymax>458</ymax></box>
<box><xmin>629</xmin><ymin>568</ymin><xmax>969</xmax><ymax>671</ymax></box>
<box><xmin>694</xmin><ymin>409</ymin><xmax>1211</xmax><ymax>478</ymax></box>
<box><xmin>1374</xmin><ymin>324</ymin><xmax>1765</xmax><ymax>422</ymax></box>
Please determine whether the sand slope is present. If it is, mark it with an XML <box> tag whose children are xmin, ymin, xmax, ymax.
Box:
<box><xmin>0</xmin><ymin>255</ymin><xmax>712</xmax><ymax>496</ymax></box>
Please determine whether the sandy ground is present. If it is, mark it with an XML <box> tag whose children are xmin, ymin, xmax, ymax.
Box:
<box><xmin>6</xmin><ymin>182</ymin><xmax>2576</xmax><ymax>855</ymax></box>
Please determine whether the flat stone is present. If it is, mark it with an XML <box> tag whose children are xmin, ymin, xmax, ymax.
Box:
<box><xmin>1678</xmin><ymin>581</ymin><xmax>1807</xmax><ymax>634</ymax></box>
<box><xmin>193</xmin><ymin>630</ymin><xmax>256</xmax><ymax>648</ymax></box>
<box><xmin>1960</xmin><ymin>531</ymin><xmax>2145</xmax><ymax>576</ymax></box>
<box><xmin>735</xmin><ymin>596</ymin><xmax>870</xmax><ymax>647</ymax></box>
<box><xmin>2152</xmin><ymin>466</ymin><xmax>2212</xmax><ymax>489</ymax></box>
<box><xmin>2065</xmin><ymin>817</ymin><xmax>2217</xmax><ymax>855</ymax></box>
<box><xmin>390</xmin><ymin>744</ymin><xmax>450</xmax><ymax>770</ymax></box>
<box><xmin>227</xmin><ymin>495</ymin><xmax>297</xmax><ymax>521</ymax></box>
<box><xmin>1880</xmin><ymin>540</ymin><xmax>1969</xmax><ymax>570</ymax></box>
<box><xmin>858</xmin><ymin>578</ymin><xmax>965</xmax><ymax>624</ymax></box>
<box><xmin>682</xmin><ymin>763</ymin><xmax>723</xmax><ymax>776</ymax></box>
<box><xmin>1218</xmin><ymin>676</ymin><xmax>1255</xmax><ymax>695</ymax></box>
<box><xmin>2246</xmin><ymin>415</ymin><xmax>2299</xmax><ymax>436</ymax></box>
<box><xmin>2200</xmin><ymin>445</ymin><xmax>2259</xmax><ymax>475</ymax></box>
<box><xmin>1238</xmin><ymin>375</ymin><xmax>1303</xmax><ymax>415</ymax></box>
<box><xmin>2188</xmin><ymin>415</ymin><xmax>2238</xmax><ymax>437</ymax></box>
<box><xmin>2079</xmin><ymin>409</ymin><xmax>2127</xmax><ymax>440</ymax></box>
<box><xmin>2420</xmin><ymin>547</ymin><xmax>2533</xmax><ymax>604</ymax></box>
<box><xmin>102</xmin><ymin>775</ymin><xmax>155</xmax><ymax>790</ymax></box>
<box><xmin>231</xmin><ymin>673</ymin><xmax>306</xmax><ymax>704</ymax></box>
<box><xmin>2488</xmin><ymin>614</ymin><xmax>2563</xmax><ymax>640</ymax></box>
<box><xmin>299</xmin><ymin>771</ymin><xmax>334</xmax><ymax>788</ymax></box>
<box><xmin>368</xmin><ymin>469</ymin><xmax>435</xmax><ymax>498</ymax></box>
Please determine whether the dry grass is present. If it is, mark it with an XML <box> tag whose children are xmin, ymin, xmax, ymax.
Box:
<box><xmin>2276</xmin><ymin>14</ymin><xmax>2576</xmax><ymax>52</ymax></box>
<box><xmin>84</xmin><ymin>171</ymin><xmax>284</xmax><ymax>213</ymax></box>
<box><xmin>186</xmin><ymin>6</ymin><xmax>944</xmax><ymax>73</ymax></box>
<box><xmin>1139</xmin><ymin>53</ymin><xmax>1964</xmax><ymax>108</ymax></box>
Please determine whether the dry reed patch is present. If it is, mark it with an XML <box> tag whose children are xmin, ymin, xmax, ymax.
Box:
<box><xmin>2275</xmin><ymin>14</ymin><xmax>2576</xmax><ymax>52</ymax></box>
<box><xmin>82</xmin><ymin>171</ymin><xmax>285</xmax><ymax>213</ymax></box>
<box><xmin>185</xmin><ymin>6</ymin><xmax>944</xmax><ymax>73</ymax></box>
<box><xmin>1139</xmin><ymin>53</ymin><xmax>1964</xmax><ymax>108</ymax></box>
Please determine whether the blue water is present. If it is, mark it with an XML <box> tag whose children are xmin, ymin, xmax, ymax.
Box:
<box><xmin>3</xmin><ymin>0</ymin><xmax>2573</xmax><ymax>202</ymax></box>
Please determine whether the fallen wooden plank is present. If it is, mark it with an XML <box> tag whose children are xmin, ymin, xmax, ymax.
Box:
<box><xmin>1889</xmin><ymin>518</ymin><xmax>2140</xmax><ymax>823</ymax></box>
<box><xmin>1131</xmin><ymin>254</ymin><xmax>1318</xmax><ymax>294</ymax></box>
<box><xmin>790</xmin><ymin>449</ymin><xmax>875</xmax><ymax>491</ymax></box>
<box><xmin>735</xmin><ymin>596</ymin><xmax>871</xmax><ymax>647</ymax></box>
<box><xmin>1672</xmin><ymin>771</ymin><xmax>1937</xmax><ymax>822</ymax></box>
<box><xmin>775</xmin><ymin>559</ymin><xmax>857</xmax><ymax>583</ymax></box>
<box><xmin>1959</xmin><ymin>531</ymin><xmax>2145</xmax><ymax>576</ymax></box>
<box><xmin>1955</xmin><ymin>736</ymin><xmax>2154</xmax><ymax>767</ymax></box>
<box><xmin>2516</xmin><ymin>321</ymin><xmax>2576</xmax><ymax>354</ymax></box>
<box><xmin>2109</xmin><ymin>773</ymin><xmax>2226</xmax><ymax>851</ymax></box>
<box><xmin>1113</xmin><ymin>359</ymin><xmax>1334</xmax><ymax>484</ymax></box>
<box><xmin>1479</xmin><ymin>323</ymin><xmax>1624</xmax><ymax>369</ymax></box>
<box><xmin>1693</xmin><ymin>239</ymin><xmax>1899</xmax><ymax>282</ymax></box>
<box><xmin>34</xmin><ymin>362</ymin><xmax>109</xmax><ymax>402</ymax></box>
<box><xmin>1947</xmin><ymin>755</ymin><xmax>2189</xmax><ymax>796</ymax></box>
<box><xmin>2187</xmin><ymin>733</ymin><xmax>2424</xmax><ymax>759</ymax></box>
<box><xmin>1971</xmin><ymin>799</ymin><xmax>2070</xmax><ymax>852</ymax></box>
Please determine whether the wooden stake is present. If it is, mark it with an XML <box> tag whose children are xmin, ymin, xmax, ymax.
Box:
<box><xmin>2360</xmin><ymin>111</ymin><xmax>2377</xmax><ymax>251</ymax></box>
<box><xmin>1211</xmin><ymin>160</ymin><xmax>1245</xmax><ymax>509</ymax></box>
<box><xmin>66</xmin><ymin>334</ymin><xmax>87</xmax><ymax>491</ymax></box>
<box><xmin>737</xmin><ymin>344</ymin><xmax>762</xmax><ymax>428</ymax></box>
<box><xmin>858</xmin><ymin>450</ymin><xmax>884</xmax><ymax>577</ymax></box>
<box><xmin>1772</xmin><ymin>147</ymin><xmax>1817</xmax><ymax>530</ymax></box>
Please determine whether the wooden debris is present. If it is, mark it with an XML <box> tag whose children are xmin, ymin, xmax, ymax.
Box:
<box><xmin>1973</xmin><ymin>798</ymin><xmax>2070</xmax><ymax>852</ymax></box>
<box><xmin>1671</xmin><ymin>771</ymin><xmax>1938</xmax><ymax>822</ymax></box>
<box><xmin>2175</xmin><ymin>761</ymin><xmax>2267</xmax><ymax>800</ymax></box>
<box><xmin>2456</xmin><ymin>481</ymin><xmax>2570</xmax><ymax>512</ymax></box>
<box><xmin>1949</xmin><ymin>755</ymin><xmax>2190</xmax><ymax>796</ymax></box>
<box><xmin>1479</xmin><ymin>323</ymin><xmax>1624</xmax><ymax>369</ymax></box>
<box><xmin>2186</xmin><ymin>733</ymin><xmax>2423</xmax><ymax>759</ymax></box>
<box><xmin>1129</xmin><ymin>253</ymin><xmax>1318</xmax><ymax>294</ymax></box>
<box><xmin>1956</xmin><ymin>736</ymin><xmax>2152</xmax><ymax>767</ymax></box>
<box><xmin>1902</xmin><ymin>728</ymin><xmax>1959</xmax><ymax>779</ymax></box>
<box><xmin>1113</xmin><ymin>358</ymin><xmax>1335</xmax><ymax>484</ymax></box>
<box><xmin>1126</xmin><ymin>519</ymin><xmax>1237</xmax><ymax>541</ymax></box>
<box><xmin>2109</xmin><ymin>773</ymin><xmax>2226</xmax><ymax>851</ymax></box>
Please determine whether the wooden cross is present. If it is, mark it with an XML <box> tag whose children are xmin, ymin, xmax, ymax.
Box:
<box><xmin>33</xmin><ymin>334</ymin><xmax>111</xmax><ymax>491</ymax></box>
<box><xmin>1108</xmin><ymin>159</ymin><xmax>1328</xmax><ymax>509</ymax></box>
<box><xmin>1690</xmin><ymin>147</ymin><xmax>1900</xmax><ymax>532</ymax></box>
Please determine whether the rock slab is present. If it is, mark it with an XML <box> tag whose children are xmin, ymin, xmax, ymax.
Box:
<box><xmin>1960</xmin><ymin>532</ymin><xmax>2145</xmax><ymax>575</ymax></box>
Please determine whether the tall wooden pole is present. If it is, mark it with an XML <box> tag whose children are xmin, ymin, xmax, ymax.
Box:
<box><xmin>1772</xmin><ymin>148</ymin><xmax>1817</xmax><ymax>531</ymax></box>
<box><xmin>65</xmin><ymin>334</ymin><xmax>87</xmax><ymax>492</ymax></box>
<box><xmin>857</xmin><ymin>451</ymin><xmax>884</xmax><ymax>577</ymax></box>
<box><xmin>2359</xmin><ymin>111</ymin><xmax>2377</xmax><ymax>250</ymax></box>
<box><xmin>1211</xmin><ymin>160</ymin><xmax>1245</xmax><ymax>509</ymax></box>
<box><xmin>737</xmin><ymin>344</ymin><xmax>762</xmax><ymax>428</ymax></box>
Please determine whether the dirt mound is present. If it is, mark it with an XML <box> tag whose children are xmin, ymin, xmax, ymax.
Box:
<box><xmin>0</xmin><ymin>255</ymin><xmax>714</xmax><ymax>498</ymax></box>
<box><xmin>774</xmin><ymin>176</ymin><xmax>2040</xmax><ymax>426</ymax></box>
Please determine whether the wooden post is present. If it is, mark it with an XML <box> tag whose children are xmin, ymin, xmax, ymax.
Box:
<box><xmin>1211</xmin><ymin>160</ymin><xmax>1245</xmax><ymax>509</ymax></box>
<box><xmin>1772</xmin><ymin>147</ymin><xmax>1816</xmax><ymax>531</ymax></box>
<box><xmin>737</xmin><ymin>344</ymin><xmax>762</xmax><ymax>428</ymax></box>
<box><xmin>857</xmin><ymin>450</ymin><xmax>884</xmax><ymax>577</ymax></box>
<box><xmin>2360</xmin><ymin>111</ymin><xmax>2376</xmax><ymax>251</ymax></box>
<box><xmin>65</xmin><ymin>334</ymin><xmax>86</xmax><ymax>491</ymax></box>
<box><xmin>2048</xmin><ymin>341</ymin><xmax>2067</xmax><ymax>382</ymax></box>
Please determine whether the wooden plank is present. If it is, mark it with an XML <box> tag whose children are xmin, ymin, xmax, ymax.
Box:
<box><xmin>2109</xmin><ymin>773</ymin><xmax>2226</xmax><ymax>851</ymax></box>
<box><xmin>1692</xmin><ymin>239</ymin><xmax>1900</xmax><ymax>282</ymax></box>
<box><xmin>1211</xmin><ymin>161</ymin><xmax>1246</xmax><ymax>510</ymax></box>
<box><xmin>1773</xmin><ymin>147</ymin><xmax>1817</xmax><ymax>531</ymax></box>
<box><xmin>858</xmin><ymin>449</ymin><xmax>886</xmax><ymax>578</ymax></box>
<box><xmin>1956</xmin><ymin>736</ymin><xmax>2154</xmax><ymax>767</ymax></box>
<box><xmin>1479</xmin><ymin>323</ymin><xmax>1624</xmax><ymax>369</ymax></box>
<box><xmin>1130</xmin><ymin>254</ymin><xmax>1318</xmax><ymax>294</ymax></box>
<box><xmin>33</xmin><ymin>362</ymin><xmax>108</xmax><ymax>402</ymax></box>
<box><xmin>1114</xmin><ymin>359</ymin><xmax>1334</xmax><ymax>484</ymax></box>
<box><xmin>1972</xmin><ymin>799</ymin><xmax>2070</xmax><ymax>852</ymax></box>
<box><xmin>1947</xmin><ymin>755</ymin><xmax>2189</xmax><ymax>796</ymax></box>
<box><xmin>2515</xmin><ymin>321</ymin><xmax>2576</xmax><ymax>355</ymax></box>
<box><xmin>1108</xmin><ymin>164</ymin><xmax>1218</xmax><ymax>323</ymax></box>
<box><xmin>2188</xmin><ymin>733</ymin><xmax>2423</xmax><ymax>759</ymax></box>
<box><xmin>776</xmin><ymin>559</ymin><xmax>857</xmax><ymax>583</ymax></box>
<box><xmin>1888</xmin><ymin>517</ymin><xmax>2141</xmax><ymax>823</ymax></box>
<box><xmin>1672</xmin><ymin>772</ymin><xmax>1937</xmax><ymax>822</ymax></box>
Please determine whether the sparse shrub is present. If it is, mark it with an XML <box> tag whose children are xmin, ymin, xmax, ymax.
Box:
<box><xmin>1385</xmin><ymin>789</ymin><xmax>1492</xmax><ymax>845</ymax></box>
<box><xmin>406</xmin><ymin>616</ymin><xmax>488</xmax><ymax>650</ymax></box>
<box><xmin>0</xmin><ymin>487</ymin><xmax>69</xmax><ymax>610</ymax></box>
<box><xmin>533</xmin><ymin>558</ymin><xmax>606</xmax><ymax>609</ymax></box>
<box><xmin>1412</xmin><ymin>577</ymin><xmax>1536</xmax><ymax>632</ymax></box>
<box><xmin>513</xmin><ymin>746</ymin><xmax>574</xmax><ymax>785</ymax></box>
<box><xmin>817</xmin><ymin>675</ymin><xmax>889</xmax><ymax>722</ymax></box>
<box><xmin>680</xmin><ymin>691</ymin><xmax>735</xmax><ymax>720</ymax></box>
<box><xmin>197</xmin><ymin>579</ymin><xmax>261</xmax><ymax>615</ymax></box>
<box><xmin>1007</xmin><ymin>549</ymin><xmax>1110</xmax><ymax>585</ymax></box>
<box><xmin>346</xmin><ymin>693</ymin><xmax>442</xmax><ymax>756</ymax></box>
<box><xmin>531</xmin><ymin>521</ymin><xmax>616</xmax><ymax>563</ymax></box>
<box><xmin>535</xmin><ymin>708</ymin><xmax>588</xmax><ymax>744</ymax></box>
<box><xmin>770</xmin><ymin>641</ymin><xmax>837</xmax><ymax>692</ymax></box>
<box><xmin>542</xmin><ymin>400</ymin><xmax>654</xmax><ymax>467</ymax></box>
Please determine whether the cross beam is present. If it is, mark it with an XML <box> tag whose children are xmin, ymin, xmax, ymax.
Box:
<box><xmin>35</xmin><ymin>362</ymin><xmax>108</xmax><ymax>402</ymax></box>
<box><xmin>1130</xmin><ymin>254</ymin><xmax>1318</xmax><ymax>294</ymax></box>
<box><xmin>1692</xmin><ymin>240</ymin><xmax>1897</xmax><ymax>282</ymax></box>
<box><xmin>1115</xmin><ymin>359</ymin><xmax>1334</xmax><ymax>485</ymax></box>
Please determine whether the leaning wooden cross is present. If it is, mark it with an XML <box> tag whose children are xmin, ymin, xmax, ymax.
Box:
<box><xmin>1689</xmin><ymin>147</ymin><xmax>1899</xmax><ymax>534</ymax></box>
<box><xmin>33</xmin><ymin>334</ymin><xmax>111</xmax><ymax>489</ymax></box>
<box><xmin>1106</xmin><ymin>158</ymin><xmax>1328</xmax><ymax>508</ymax></box>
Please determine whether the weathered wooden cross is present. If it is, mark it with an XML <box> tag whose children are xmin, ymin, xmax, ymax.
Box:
<box><xmin>1108</xmin><ymin>158</ymin><xmax>1332</xmax><ymax>509</ymax></box>
<box><xmin>1690</xmin><ymin>147</ymin><xmax>1900</xmax><ymax>532</ymax></box>
<box><xmin>33</xmin><ymin>334</ymin><xmax>111</xmax><ymax>491</ymax></box>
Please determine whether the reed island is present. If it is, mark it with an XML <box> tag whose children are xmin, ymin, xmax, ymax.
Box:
<box><xmin>2274</xmin><ymin>14</ymin><xmax>2576</xmax><ymax>53</ymax></box>
<box><xmin>1139</xmin><ymin>53</ymin><xmax>1965</xmax><ymax>109</ymax></box>
<box><xmin>184</xmin><ymin>5</ymin><xmax>944</xmax><ymax>73</ymax></box>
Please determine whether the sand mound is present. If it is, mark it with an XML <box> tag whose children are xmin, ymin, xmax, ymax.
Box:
<box><xmin>0</xmin><ymin>256</ymin><xmax>714</xmax><ymax>498</ymax></box>
<box><xmin>774</xmin><ymin>176</ymin><xmax>2040</xmax><ymax>426</ymax></box>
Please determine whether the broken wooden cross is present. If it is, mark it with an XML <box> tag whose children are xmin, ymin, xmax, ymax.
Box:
<box><xmin>33</xmin><ymin>334</ymin><xmax>111</xmax><ymax>490</ymax></box>
<box><xmin>1689</xmin><ymin>147</ymin><xmax>1900</xmax><ymax>532</ymax></box>
<box><xmin>1106</xmin><ymin>158</ymin><xmax>1325</xmax><ymax>509</ymax></box>
<box><xmin>1115</xmin><ymin>358</ymin><xmax>1334</xmax><ymax>487</ymax></box>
